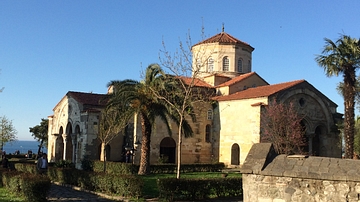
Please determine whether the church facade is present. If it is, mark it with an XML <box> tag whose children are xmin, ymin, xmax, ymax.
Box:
<box><xmin>47</xmin><ymin>31</ymin><xmax>342</xmax><ymax>169</ymax></box>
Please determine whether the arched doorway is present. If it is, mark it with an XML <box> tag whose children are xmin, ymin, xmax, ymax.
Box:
<box><xmin>313</xmin><ymin>125</ymin><xmax>323</xmax><ymax>156</ymax></box>
<box><xmin>159</xmin><ymin>137</ymin><xmax>176</xmax><ymax>163</ymax></box>
<box><xmin>231</xmin><ymin>143</ymin><xmax>240</xmax><ymax>165</ymax></box>
<box><xmin>300</xmin><ymin>120</ymin><xmax>309</xmax><ymax>154</ymax></box>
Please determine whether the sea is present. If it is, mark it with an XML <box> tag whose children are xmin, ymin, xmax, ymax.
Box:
<box><xmin>2</xmin><ymin>140</ymin><xmax>48</xmax><ymax>155</ymax></box>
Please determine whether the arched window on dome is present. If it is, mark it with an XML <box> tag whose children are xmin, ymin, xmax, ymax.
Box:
<box><xmin>237</xmin><ymin>59</ymin><xmax>243</xmax><ymax>72</ymax></box>
<box><xmin>248</xmin><ymin>60</ymin><xmax>251</xmax><ymax>72</ymax></box>
<box><xmin>223</xmin><ymin>57</ymin><xmax>229</xmax><ymax>71</ymax></box>
<box><xmin>208</xmin><ymin>57</ymin><xmax>214</xmax><ymax>72</ymax></box>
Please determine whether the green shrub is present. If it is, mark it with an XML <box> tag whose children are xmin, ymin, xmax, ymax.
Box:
<box><xmin>54</xmin><ymin>159</ymin><xmax>75</xmax><ymax>168</ymax></box>
<box><xmin>150</xmin><ymin>163</ymin><xmax>225</xmax><ymax>174</ymax></box>
<box><xmin>20</xmin><ymin>174</ymin><xmax>51</xmax><ymax>202</ymax></box>
<box><xmin>88</xmin><ymin>172</ymin><xmax>143</xmax><ymax>198</ymax></box>
<box><xmin>81</xmin><ymin>155</ymin><xmax>94</xmax><ymax>171</ymax></box>
<box><xmin>14</xmin><ymin>163</ymin><xmax>37</xmax><ymax>174</ymax></box>
<box><xmin>1</xmin><ymin>170</ymin><xmax>22</xmax><ymax>190</ymax></box>
<box><xmin>93</xmin><ymin>161</ymin><xmax>137</xmax><ymax>174</ymax></box>
<box><xmin>157</xmin><ymin>177</ymin><xmax>242</xmax><ymax>201</ymax></box>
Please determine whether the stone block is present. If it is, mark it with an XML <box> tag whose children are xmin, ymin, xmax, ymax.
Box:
<box><xmin>241</xmin><ymin>143</ymin><xmax>277</xmax><ymax>174</ymax></box>
<box><xmin>307</xmin><ymin>171</ymin><xmax>321</xmax><ymax>179</ymax></box>
<box><xmin>309</xmin><ymin>157</ymin><xmax>322</xmax><ymax>167</ymax></box>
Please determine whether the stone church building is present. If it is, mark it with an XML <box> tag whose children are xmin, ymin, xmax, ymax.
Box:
<box><xmin>47</xmin><ymin>31</ymin><xmax>342</xmax><ymax>169</ymax></box>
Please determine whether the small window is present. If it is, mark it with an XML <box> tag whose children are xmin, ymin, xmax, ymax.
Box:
<box><xmin>248</xmin><ymin>60</ymin><xmax>251</xmax><ymax>72</ymax></box>
<box><xmin>196</xmin><ymin>59</ymin><xmax>201</xmax><ymax>68</ymax></box>
<box><xmin>208</xmin><ymin>58</ymin><xmax>214</xmax><ymax>72</ymax></box>
<box><xmin>237</xmin><ymin>59</ymin><xmax>243</xmax><ymax>72</ymax></box>
<box><xmin>207</xmin><ymin>109</ymin><xmax>213</xmax><ymax>120</ymax></box>
<box><xmin>299</xmin><ymin>98</ymin><xmax>306</xmax><ymax>107</ymax></box>
<box><xmin>223</xmin><ymin>57</ymin><xmax>229</xmax><ymax>71</ymax></box>
<box><xmin>243</xmin><ymin>86</ymin><xmax>247</xmax><ymax>90</ymax></box>
<box><xmin>205</xmin><ymin>124</ymin><xmax>211</xmax><ymax>143</ymax></box>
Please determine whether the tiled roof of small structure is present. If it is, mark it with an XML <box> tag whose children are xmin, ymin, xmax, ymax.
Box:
<box><xmin>193</xmin><ymin>31</ymin><xmax>254</xmax><ymax>49</ymax></box>
<box><xmin>216</xmin><ymin>72</ymin><xmax>268</xmax><ymax>87</ymax></box>
<box><xmin>67</xmin><ymin>91</ymin><xmax>108</xmax><ymax>106</ymax></box>
<box><xmin>213</xmin><ymin>80</ymin><xmax>305</xmax><ymax>101</ymax></box>
<box><xmin>179</xmin><ymin>76</ymin><xmax>214</xmax><ymax>88</ymax></box>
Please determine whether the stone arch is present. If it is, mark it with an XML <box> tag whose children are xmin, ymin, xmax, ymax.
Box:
<box><xmin>55</xmin><ymin>127</ymin><xmax>64</xmax><ymax>162</ymax></box>
<box><xmin>279</xmin><ymin>88</ymin><xmax>333</xmax><ymax>130</ymax></box>
<box><xmin>59</xmin><ymin>126</ymin><xmax>63</xmax><ymax>135</ymax></box>
<box><xmin>65</xmin><ymin>122</ymin><xmax>73</xmax><ymax>161</ymax></box>
<box><xmin>66</xmin><ymin>122</ymin><xmax>72</xmax><ymax>135</ymax></box>
<box><xmin>231</xmin><ymin>143</ymin><xmax>240</xmax><ymax>165</ymax></box>
<box><xmin>75</xmin><ymin>125</ymin><xmax>80</xmax><ymax>134</ymax></box>
<box><xmin>159</xmin><ymin>137</ymin><xmax>176</xmax><ymax>163</ymax></box>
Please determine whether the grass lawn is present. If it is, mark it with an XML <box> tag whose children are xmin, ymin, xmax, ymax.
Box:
<box><xmin>0</xmin><ymin>187</ymin><xmax>25</xmax><ymax>202</ymax></box>
<box><xmin>140</xmin><ymin>172</ymin><xmax>242</xmax><ymax>199</ymax></box>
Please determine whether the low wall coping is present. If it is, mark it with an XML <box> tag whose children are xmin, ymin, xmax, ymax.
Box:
<box><xmin>241</xmin><ymin>143</ymin><xmax>360</xmax><ymax>181</ymax></box>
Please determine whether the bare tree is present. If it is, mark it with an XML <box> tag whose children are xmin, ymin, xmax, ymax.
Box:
<box><xmin>96</xmin><ymin>105</ymin><xmax>132</xmax><ymax>172</ymax></box>
<box><xmin>260</xmin><ymin>99</ymin><xmax>306</xmax><ymax>155</ymax></box>
<box><xmin>156</xmin><ymin>30</ymin><xmax>216</xmax><ymax>179</ymax></box>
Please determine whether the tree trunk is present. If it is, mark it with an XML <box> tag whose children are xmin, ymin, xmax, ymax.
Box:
<box><xmin>138</xmin><ymin>114</ymin><xmax>152</xmax><ymax>175</ymax></box>
<box><xmin>176</xmin><ymin>117</ymin><xmax>183</xmax><ymax>179</ymax></box>
<box><xmin>37</xmin><ymin>139</ymin><xmax>44</xmax><ymax>156</ymax></box>
<box><xmin>343</xmin><ymin>68</ymin><xmax>356</xmax><ymax>159</ymax></box>
<box><xmin>101</xmin><ymin>142</ymin><xmax>107</xmax><ymax>172</ymax></box>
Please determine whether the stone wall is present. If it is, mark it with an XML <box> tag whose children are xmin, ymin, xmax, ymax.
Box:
<box><xmin>241</xmin><ymin>143</ymin><xmax>360</xmax><ymax>202</ymax></box>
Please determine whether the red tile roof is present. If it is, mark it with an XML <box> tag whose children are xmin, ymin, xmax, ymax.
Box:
<box><xmin>216</xmin><ymin>72</ymin><xmax>268</xmax><ymax>87</ymax></box>
<box><xmin>67</xmin><ymin>91</ymin><xmax>108</xmax><ymax>106</ymax></box>
<box><xmin>213</xmin><ymin>80</ymin><xmax>305</xmax><ymax>101</ymax></box>
<box><xmin>203</xmin><ymin>73</ymin><xmax>231</xmax><ymax>79</ymax></box>
<box><xmin>178</xmin><ymin>76</ymin><xmax>214</xmax><ymax>88</ymax></box>
<box><xmin>192</xmin><ymin>32</ymin><xmax>254</xmax><ymax>50</ymax></box>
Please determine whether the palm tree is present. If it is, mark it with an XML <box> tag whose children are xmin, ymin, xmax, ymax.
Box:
<box><xmin>107</xmin><ymin>64</ymin><xmax>193</xmax><ymax>175</ymax></box>
<box><xmin>316</xmin><ymin>35</ymin><xmax>360</xmax><ymax>159</ymax></box>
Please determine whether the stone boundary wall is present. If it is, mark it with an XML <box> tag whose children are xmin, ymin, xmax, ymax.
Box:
<box><xmin>240</xmin><ymin>143</ymin><xmax>360</xmax><ymax>202</ymax></box>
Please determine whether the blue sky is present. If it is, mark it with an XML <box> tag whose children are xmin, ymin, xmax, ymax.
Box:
<box><xmin>0</xmin><ymin>1</ymin><xmax>359</xmax><ymax>140</ymax></box>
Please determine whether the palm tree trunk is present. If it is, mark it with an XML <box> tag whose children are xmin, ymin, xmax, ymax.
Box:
<box><xmin>343</xmin><ymin>68</ymin><xmax>356</xmax><ymax>159</ymax></box>
<box><xmin>138</xmin><ymin>114</ymin><xmax>152</xmax><ymax>175</ymax></box>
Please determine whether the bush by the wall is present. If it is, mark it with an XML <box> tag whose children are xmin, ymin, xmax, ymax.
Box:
<box><xmin>150</xmin><ymin>163</ymin><xmax>225</xmax><ymax>173</ymax></box>
<box><xmin>93</xmin><ymin>161</ymin><xmax>137</xmax><ymax>174</ymax></box>
<box><xmin>157</xmin><ymin>177</ymin><xmax>242</xmax><ymax>201</ymax></box>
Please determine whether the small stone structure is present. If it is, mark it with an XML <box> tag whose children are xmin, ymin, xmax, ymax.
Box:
<box><xmin>241</xmin><ymin>143</ymin><xmax>360</xmax><ymax>202</ymax></box>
